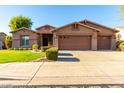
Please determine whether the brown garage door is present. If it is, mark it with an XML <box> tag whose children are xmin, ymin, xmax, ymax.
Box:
<box><xmin>59</xmin><ymin>36</ymin><xmax>91</xmax><ymax>50</ymax></box>
<box><xmin>98</xmin><ymin>36</ymin><xmax>111</xmax><ymax>50</ymax></box>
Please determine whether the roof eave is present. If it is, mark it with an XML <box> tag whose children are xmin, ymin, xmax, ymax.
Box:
<box><xmin>10</xmin><ymin>27</ymin><xmax>38</xmax><ymax>34</ymax></box>
<box><xmin>80</xmin><ymin>19</ymin><xmax>119</xmax><ymax>32</ymax></box>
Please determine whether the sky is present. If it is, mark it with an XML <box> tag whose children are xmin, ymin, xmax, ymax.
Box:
<box><xmin>0</xmin><ymin>5</ymin><xmax>124</xmax><ymax>34</ymax></box>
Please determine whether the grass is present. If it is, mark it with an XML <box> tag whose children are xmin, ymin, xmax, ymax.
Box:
<box><xmin>0</xmin><ymin>50</ymin><xmax>45</xmax><ymax>63</ymax></box>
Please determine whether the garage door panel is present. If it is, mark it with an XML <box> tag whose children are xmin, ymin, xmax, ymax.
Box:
<box><xmin>98</xmin><ymin>36</ymin><xmax>111</xmax><ymax>50</ymax></box>
<box><xmin>59</xmin><ymin>36</ymin><xmax>91</xmax><ymax>50</ymax></box>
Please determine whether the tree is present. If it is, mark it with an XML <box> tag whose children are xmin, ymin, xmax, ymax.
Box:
<box><xmin>120</xmin><ymin>6</ymin><xmax>124</xmax><ymax>20</ymax></box>
<box><xmin>9</xmin><ymin>15</ymin><xmax>33</xmax><ymax>31</ymax></box>
<box><xmin>5</xmin><ymin>35</ymin><xmax>12</xmax><ymax>49</ymax></box>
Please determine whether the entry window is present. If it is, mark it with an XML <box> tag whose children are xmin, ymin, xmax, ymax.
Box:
<box><xmin>21</xmin><ymin>36</ymin><xmax>29</xmax><ymax>46</ymax></box>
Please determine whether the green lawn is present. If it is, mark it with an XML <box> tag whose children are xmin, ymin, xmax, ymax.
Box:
<box><xmin>0</xmin><ymin>50</ymin><xmax>45</xmax><ymax>63</ymax></box>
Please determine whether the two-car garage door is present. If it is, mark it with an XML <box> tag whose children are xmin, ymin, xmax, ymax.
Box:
<box><xmin>59</xmin><ymin>36</ymin><xmax>91</xmax><ymax>50</ymax></box>
<box><xmin>58</xmin><ymin>35</ymin><xmax>111</xmax><ymax>50</ymax></box>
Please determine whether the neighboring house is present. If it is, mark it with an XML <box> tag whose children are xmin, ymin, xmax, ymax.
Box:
<box><xmin>10</xmin><ymin>19</ymin><xmax>119</xmax><ymax>50</ymax></box>
<box><xmin>0</xmin><ymin>32</ymin><xmax>6</xmax><ymax>49</ymax></box>
<box><xmin>115</xmin><ymin>26</ymin><xmax>124</xmax><ymax>41</ymax></box>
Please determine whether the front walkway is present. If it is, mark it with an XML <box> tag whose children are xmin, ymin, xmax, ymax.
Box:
<box><xmin>0</xmin><ymin>51</ymin><xmax>124</xmax><ymax>87</ymax></box>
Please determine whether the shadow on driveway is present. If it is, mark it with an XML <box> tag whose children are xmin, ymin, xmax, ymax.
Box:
<box><xmin>58</xmin><ymin>53</ymin><xmax>73</xmax><ymax>56</ymax></box>
<box><xmin>58</xmin><ymin>52</ymin><xmax>79</xmax><ymax>62</ymax></box>
<box><xmin>57</xmin><ymin>57</ymin><xmax>80</xmax><ymax>62</ymax></box>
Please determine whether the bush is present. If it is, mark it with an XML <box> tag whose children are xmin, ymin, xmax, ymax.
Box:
<box><xmin>14</xmin><ymin>48</ymin><xmax>18</xmax><ymax>50</ymax></box>
<box><xmin>23</xmin><ymin>48</ymin><xmax>27</xmax><ymax>50</ymax></box>
<box><xmin>2</xmin><ymin>41</ymin><xmax>7</xmax><ymax>49</ymax></box>
<box><xmin>5</xmin><ymin>35</ymin><xmax>12</xmax><ymax>49</ymax></box>
<box><xmin>116</xmin><ymin>40</ymin><xmax>124</xmax><ymax>51</ymax></box>
<box><xmin>118</xmin><ymin>41</ymin><xmax>124</xmax><ymax>51</ymax></box>
<box><xmin>8</xmin><ymin>48</ymin><xmax>13</xmax><ymax>50</ymax></box>
<box><xmin>116</xmin><ymin>41</ymin><xmax>124</xmax><ymax>48</ymax></box>
<box><xmin>41</xmin><ymin>46</ymin><xmax>50</xmax><ymax>52</ymax></box>
<box><xmin>19</xmin><ymin>48</ymin><xmax>23</xmax><ymax>50</ymax></box>
<box><xmin>32</xmin><ymin>44</ymin><xmax>38</xmax><ymax>49</ymax></box>
<box><xmin>46</xmin><ymin>47</ymin><xmax>58</xmax><ymax>61</ymax></box>
<box><xmin>32</xmin><ymin>44</ymin><xmax>39</xmax><ymax>52</ymax></box>
<box><xmin>28</xmin><ymin>48</ymin><xmax>31</xmax><ymax>50</ymax></box>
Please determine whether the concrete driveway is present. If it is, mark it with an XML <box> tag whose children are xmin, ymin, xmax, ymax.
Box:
<box><xmin>1</xmin><ymin>51</ymin><xmax>124</xmax><ymax>87</ymax></box>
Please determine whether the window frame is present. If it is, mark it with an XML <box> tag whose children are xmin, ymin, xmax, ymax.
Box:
<box><xmin>20</xmin><ymin>35</ymin><xmax>30</xmax><ymax>47</ymax></box>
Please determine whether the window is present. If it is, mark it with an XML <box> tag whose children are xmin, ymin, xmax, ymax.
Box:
<box><xmin>21</xmin><ymin>36</ymin><xmax>29</xmax><ymax>46</ymax></box>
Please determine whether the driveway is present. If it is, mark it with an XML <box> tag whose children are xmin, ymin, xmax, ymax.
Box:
<box><xmin>0</xmin><ymin>51</ymin><xmax>124</xmax><ymax>87</ymax></box>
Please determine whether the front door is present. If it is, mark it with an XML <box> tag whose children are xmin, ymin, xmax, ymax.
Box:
<box><xmin>43</xmin><ymin>37</ymin><xmax>48</xmax><ymax>46</ymax></box>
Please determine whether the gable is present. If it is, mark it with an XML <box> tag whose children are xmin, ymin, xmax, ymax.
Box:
<box><xmin>36</xmin><ymin>25</ymin><xmax>55</xmax><ymax>34</ymax></box>
<box><xmin>54</xmin><ymin>23</ymin><xmax>99</xmax><ymax>35</ymax></box>
<box><xmin>79</xmin><ymin>20</ymin><xmax>119</xmax><ymax>35</ymax></box>
<box><xmin>12</xmin><ymin>28</ymin><xmax>38</xmax><ymax>40</ymax></box>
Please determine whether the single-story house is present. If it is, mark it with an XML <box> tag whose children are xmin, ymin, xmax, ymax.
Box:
<box><xmin>10</xmin><ymin>19</ymin><xmax>119</xmax><ymax>50</ymax></box>
<box><xmin>0</xmin><ymin>32</ymin><xmax>6</xmax><ymax>49</ymax></box>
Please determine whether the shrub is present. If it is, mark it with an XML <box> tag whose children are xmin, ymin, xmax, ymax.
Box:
<box><xmin>14</xmin><ymin>48</ymin><xmax>18</xmax><ymax>50</ymax></box>
<box><xmin>46</xmin><ymin>47</ymin><xmax>58</xmax><ymax>61</ymax></box>
<box><xmin>118</xmin><ymin>41</ymin><xmax>124</xmax><ymax>51</ymax></box>
<box><xmin>19</xmin><ymin>48</ymin><xmax>23</xmax><ymax>50</ymax></box>
<box><xmin>116</xmin><ymin>40</ymin><xmax>124</xmax><ymax>51</ymax></box>
<box><xmin>10</xmin><ymin>48</ymin><xmax>14</xmax><ymax>50</ymax></box>
<box><xmin>28</xmin><ymin>48</ymin><xmax>31</xmax><ymax>50</ymax></box>
<box><xmin>32</xmin><ymin>44</ymin><xmax>39</xmax><ymax>52</ymax></box>
<box><xmin>116</xmin><ymin>41</ymin><xmax>124</xmax><ymax>48</ymax></box>
<box><xmin>2</xmin><ymin>41</ymin><xmax>7</xmax><ymax>49</ymax></box>
<box><xmin>23</xmin><ymin>48</ymin><xmax>27</xmax><ymax>50</ymax></box>
<box><xmin>41</xmin><ymin>46</ymin><xmax>50</xmax><ymax>52</ymax></box>
<box><xmin>5</xmin><ymin>35</ymin><xmax>12</xmax><ymax>49</ymax></box>
<box><xmin>8</xmin><ymin>48</ymin><xmax>12</xmax><ymax>50</ymax></box>
<box><xmin>32</xmin><ymin>44</ymin><xmax>38</xmax><ymax>49</ymax></box>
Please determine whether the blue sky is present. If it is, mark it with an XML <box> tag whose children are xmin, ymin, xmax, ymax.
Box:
<box><xmin>0</xmin><ymin>5</ymin><xmax>123</xmax><ymax>34</ymax></box>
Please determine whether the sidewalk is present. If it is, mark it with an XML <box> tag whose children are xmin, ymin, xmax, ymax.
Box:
<box><xmin>0</xmin><ymin>51</ymin><xmax>124</xmax><ymax>87</ymax></box>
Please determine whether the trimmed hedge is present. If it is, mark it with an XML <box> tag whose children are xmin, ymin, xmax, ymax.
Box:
<box><xmin>32</xmin><ymin>44</ymin><xmax>38</xmax><ymax>49</ymax></box>
<box><xmin>46</xmin><ymin>47</ymin><xmax>58</xmax><ymax>61</ymax></box>
<box><xmin>32</xmin><ymin>44</ymin><xmax>39</xmax><ymax>52</ymax></box>
<box><xmin>41</xmin><ymin>46</ymin><xmax>50</xmax><ymax>52</ymax></box>
<box><xmin>9</xmin><ymin>48</ymin><xmax>30</xmax><ymax>50</ymax></box>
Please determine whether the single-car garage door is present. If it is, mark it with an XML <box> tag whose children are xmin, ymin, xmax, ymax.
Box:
<box><xmin>59</xmin><ymin>36</ymin><xmax>91</xmax><ymax>50</ymax></box>
<box><xmin>98</xmin><ymin>36</ymin><xmax>111</xmax><ymax>50</ymax></box>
